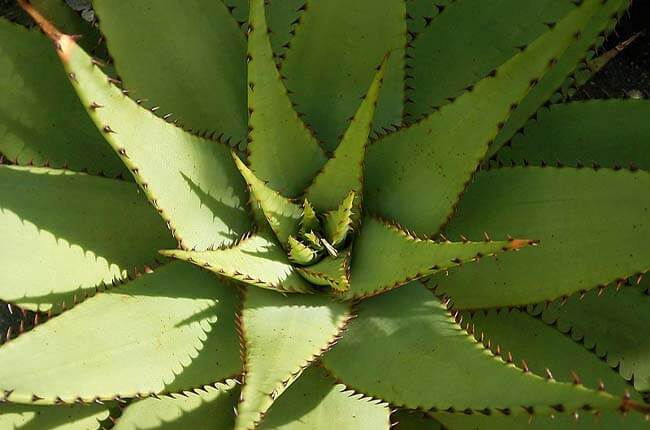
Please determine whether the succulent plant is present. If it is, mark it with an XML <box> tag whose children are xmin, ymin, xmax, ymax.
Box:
<box><xmin>0</xmin><ymin>0</ymin><xmax>649</xmax><ymax>429</ymax></box>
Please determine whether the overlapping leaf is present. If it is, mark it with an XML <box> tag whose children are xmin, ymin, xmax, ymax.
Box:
<box><xmin>236</xmin><ymin>288</ymin><xmax>351</xmax><ymax>430</ymax></box>
<box><xmin>0</xmin><ymin>263</ymin><xmax>241</xmax><ymax>404</ymax></box>
<box><xmin>434</xmin><ymin>167</ymin><xmax>650</xmax><ymax>308</ymax></box>
<box><xmin>365</xmin><ymin>0</ymin><xmax>610</xmax><ymax>235</ymax></box>
<box><xmin>260</xmin><ymin>366</ymin><xmax>390</xmax><ymax>430</ymax></box>
<box><xmin>247</xmin><ymin>0</ymin><xmax>326</xmax><ymax>197</ymax></box>
<box><xmin>0</xmin><ymin>165</ymin><xmax>172</xmax><ymax>311</ymax></box>
<box><xmin>93</xmin><ymin>0</ymin><xmax>247</xmax><ymax>143</ymax></box>
<box><xmin>343</xmin><ymin>217</ymin><xmax>533</xmax><ymax>299</ymax></box>
<box><xmin>113</xmin><ymin>381</ymin><xmax>238</xmax><ymax>430</ymax></box>
<box><xmin>27</xmin><ymin>11</ymin><xmax>250</xmax><ymax>251</ymax></box>
<box><xmin>282</xmin><ymin>0</ymin><xmax>405</xmax><ymax>150</ymax></box>
<box><xmin>495</xmin><ymin>100</ymin><xmax>650</xmax><ymax>169</ymax></box>
<box><xmin>322</xmin><ymin>283</ymin><xmax>642</xmax><ymax>414</ymax></box>
<box><xmin>161</xmin><ymin>230</ymin><xmax>312</xmax><ymax>293</ymax></box>
<box><xmin>0</xmin><ymin>19</ymin><xmax>125</xmax><ymax>176</ymax></box>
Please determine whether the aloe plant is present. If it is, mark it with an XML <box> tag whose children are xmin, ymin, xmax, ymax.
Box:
<box><xmin>0</xmin><ymin>0</ymin><xmax>649</xmax><ymax>428</ymax></box>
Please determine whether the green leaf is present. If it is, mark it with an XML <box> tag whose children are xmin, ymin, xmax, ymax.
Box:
<box><xmin>489</xmin><ymin>0</ymin><xmax>630</xmax><ymax>156</ymax></box>
<box><xmin>535</xmin><ymin>282</ymin><xmax>650</xmax><ymax>392</ymax></box>
<box><xmin>282</xmin><ymin>0</ymin><xmax>406</xmax><ymax>151</ymax></box>
<box><xmin>322</xmin><ymin>283</ymin><xmax>643</xmax><ymax>415</ymax></box>
<box><xmin>236</xmin><ymin>288</ymin><xmax>351</xmax><ymax>430</ymax></box>
<box><xmin>287</xmin><ymin>236</ymin><xmax>318</xmax><ymax>266</ymax></box>
<box><xmin>431</xmin><ymin>304</ymin><xmax>650</xmax><ymax>428</ymax></box>
<box><xmin>406</xmin><ymin>0</ymin><xmax>449</xmax><ymax>35</ymax></box>
<box><xmin>433</xmin><ymin>167</ymin><xmax>650</xmax><ymax>309</ymax></box>
<box><xmin>233</xmin><ymin>154</ymin><xmax>302</xmax><ymax>246</ymax></box>
<box><xmin>392</xmin><ymin>410</ymin><xmax>443</xmax><ymax>430</ymax></box>
<box><xmin>468</xmin><ymin>309</ymin><xmax>639</xmax><ymax>398</ymax></box>
<box><xmin>260</xmin><ymin>366</ymin><xmax>390</xmax><ymax>430</ymax></box>
<box><xmin>0</xmin><ymin>263</ymin><xmax>241</xmax><ymax>404</ymax></box>
<box><xmin>434</xmin><ymin>409</ymin><xmax>650</xmax><ymax>430</ymax></box>
<box><xmin>300</xmin><ymin>199</ymin><xmax>320</xmax><ymax>234</ymax></box>
<box><xmin>113</xmin><ymin>381</ymin><xmax>238</xmax><ymax>430</ymax></box>
<box><xmin>343</xmin><ymin>217</ymin><xmax>533</xmax><ymax>300</ymax></box>
<box><xmin>365</xmin><ymin>0</ymin><xmax>607</xmax><ymax>235</ymax></box>
<box><xmin>0</xmin><ymin>403</ymin><xmax>110</xmax><ymax>430</ymax></box>
<box><xmin>404</xmin><ymin>0</ymin><xmax>574</xmax><ymax>121</ymax></box>
<box><xmin>161</xmin><ymin>231</ymin><xmax>312</xmax><ymax>294</ymax></box>
<box><xmin>304</xmin><ymin>58</ymin><xmax>388</xmax><ymax>213</ymax></box>
<box><xmin>0</xmin><ymin>165</ymin><xmax>172</xmax><ymax>312</ymax></box>
<box><xmin>0</xmin><ymin>19</ymin><xmax>126</xmax><ymax>177</ymax></box>
<box><xmin>247</xmin><ymin>0</ymin><xmax>326</xmax><ymax>197</ymax></box>
<box><xmin>266</xmin><ymin>0</ymin><xmax>305</xmax><ymax>61</ymax></box>
<box><xmin>31</xmin><ymin>19</ymin><xmax>251</xmax><ymax>251</ymax></box>
<box><xmin>92</xmin><ymin>0</ymin><xmax>246</xmax><ymax>144</ymax></box>
<box><xmin>322</xmin><ymin>191</ymin><xmax>356</xmax><ymax>248</ymax></box>
<box><xmin>495</xmin><ymin>100</ymin><xmax>650</xmax><ymax>170</ymax></box>
<box><xmin>296</xmin><ymin>250</ymin><xmax>352</xmax><ymax>292</ymax></box>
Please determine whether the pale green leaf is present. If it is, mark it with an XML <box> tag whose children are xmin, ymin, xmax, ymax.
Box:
<box><xmin>161</xmin><ymin>231</ymin><xmax>312</xmax><ymax>294</ymax></box>
<box><xmin>32</xmin><ymin>22</ymin><xmax>250</xmax><ymax>251</ymax></box>
<box><xmin>434</xmin><ymin>167</ymin><xmax>650</xmax><ymax>308</ymax></box>
<box><xmin>247</xmin><ymin>0</ymin><xmax>326</xmax><ymax>197</ymax></box>
<box><xmin>282</xmin><ymin>0</ymin><xmax>406</xmax><ymax>151</ymax></box>
<box><xmin>113</xmin><ymin>381</ymin><xmax>238</xmax><ymax>430</ymax></box>
<box><xmin>322</xmin><ymin>283</ymin><xmax>639</xmax><ymax>414</ymax></box>
<box><xmin>366</xmin><ymin>0</ymin><xmax>607</xmax><ymax>235</ymax></box>
<box><xmin>236</xmin><ymin>288</ymin><xmax>351</xmax><ymax>430</ymax></box>
<box><xmin>260</xmin><ymin>366</ymin><xmax>390</xmax><ymax>430</ymax></box>
<box><xmin>0</xmin><ymin>165</ymin><xmax>172</xmax><ymax>312</ymax></box>
<box><xmin>0</xmin><ymin>263</ymin><xmax>241</xmax><ymax>404</ymax></box>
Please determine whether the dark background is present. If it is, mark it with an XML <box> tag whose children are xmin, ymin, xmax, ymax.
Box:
<box><xmin>0</xmin><ymin>2</ymin><xmax>649</xmax><ymax>335</ymax></box>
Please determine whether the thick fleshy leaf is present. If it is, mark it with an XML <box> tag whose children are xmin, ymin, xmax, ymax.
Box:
<box><xmin>405</xmin><ymin>0</ymin><xmax>448</xmax><ymax>35</ymax></box>
<box><xmin>343</xmin><ymin>217</ymin><xmax>533</xmax><ymax>300</ymax></box>
<box><xmin>535</xmin><ymin>283</ymin><xmax>650</xmax><ymax>392</ymax></box>
<box><xmin>365</xmin><ymin>0</ymin><xmax>607</xmax><ymax>235</ymax></box>
<box><xmin>392</xmin><ymin>410</ymin><xmax>443</xmax><ymax>430</ymax></box>
<box><xmin>287</xmin><ymin>236</ymin><xmax>318</xmax><ymax>266</ymax></box>
<box><xmin>304</xmin><ymin>58</ymin><xmax>388</xmax><ymax>213</ymax></box>
<box><xmin>92</xmin><ymin>0</ymin><xmax>247</xmax><ymax>143</ymax></box>
<box><xmin>161</xmin><ymin>231</ymin><xmax>312</xmax><ymax>294</ymax></box>
<box><xmin>0</xmin><ymin>403</ymin><xmax>110</xmax><ymax>430</ymax></box>
<box><xmin>236</xmin><ymin>288</ymin><xmax>351</xmax><ymax>430</ymax></box>
<box><xmin>0</xmin><ymin>263</ymin><xmax>241</xmax><ymax>404</ymax></box>
<box><xmin>113</xmin><ymin>381</ymin><xmax>238</xmax><ymax>430</ymax></box>
<box><xmin>468</xmin><ymin>309</ymin><xmax>639</xmax><ymax>397</ymax></box>
<box><xmin>299</xmin><ymin>200</ymin><xmax>320</xmax><ymax>234</ymax></box>
<box><xmin>282</xmin><ymin>0</ymin><xmax>405</xmax><ymax>151</ymax></box>
<box><xmin>434</xmin><ymin>167</ymin><xmax>650</xmax><ymax>309</ymax></box>
<box><xmin>489</xmin><ymin>0</ymin><xmax>630</xmax><ymax>156</ymax></box>
<box><xmin>434</xmin><ymin>410</ymin><xmax>650</xmax><ymax>430</ymax></box>
<box><xmin>24</xmin><ymin>10</ymin><xmax>251</xmax><ymax>251</ymax></box>
<box><xmin>322</xmin><ymin>191</ymin><xmax>356</xmax><ymax>248</ymax></box>
<box><xmin>495</xmin><ymin>100</ymin><xmax>650</xmax><ymax>170</ymax></box>
<box><xmin>405</xmin><ymin>0</ymin><xmax>629</xmax><ymax>159</ymax></box>
<box><xmin>0</xmin><ymin>165</ymin><xmax>172</xmax><ymax>311</ymax></box>
<box><xmin>404</xmin><ymin>0</ymin><xmax>574</xmax><ymax>121</ymax></box>
<box><xmin>322</xmin><ymin>284</ymin><xmax>642</xmax><ymax>414</ymax></box>
<box><xmin>233</xmin><ymin>154</ymin><xmax>302</xmax><ymax>246</ymax></box>
<box><xmin>260</xmin><ymin>366</ymin><xmax>390</xmax><ymax>430</ymax></box>
<box><xmin>247</xmin><ymin>0</ymin><xmax>326</xmax><ymax>197</ymax></box>
<box><xmin>296</xmin><ymin>250</ymin><xmax>351</xmax><ymax>292</ymax></box>
<box><xmin>0</xmin><ymin>19</ymin><xmax>126</xmax><ymax>177</ymax></box>
<box><xmin>430</xmin><ymin>306</ymin><xmax>650</xmax><ymax>429</ymax></box>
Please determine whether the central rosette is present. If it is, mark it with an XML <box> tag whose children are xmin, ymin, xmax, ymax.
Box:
<box><xmin>235</xmin><ymin>149</ymin><xmax>359</xmax><ymax>292</ymax></box>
